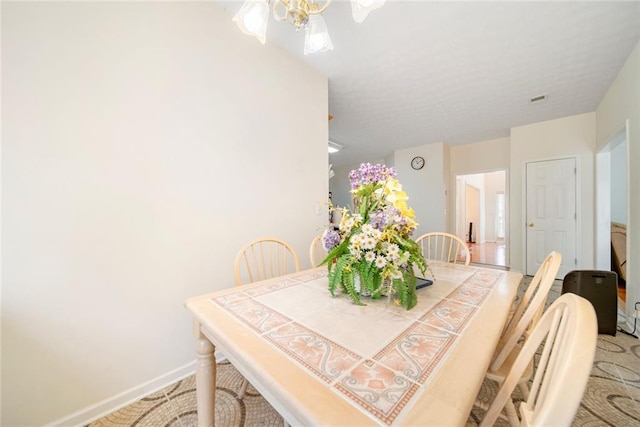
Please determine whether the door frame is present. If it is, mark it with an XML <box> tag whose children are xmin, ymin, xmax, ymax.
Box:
<box><xmin>454</xmin><ymin>168</ymin><xmax>509</xmax><ymax>267</ymax></box>
<box><xmin>464</xmin><ymin>183</ymin><xmax>481</xmax><ymax>243</ymax></box>
<box><xmin>523</xmin><ymin>155</ymin><xmax>580</xmax><ymax>277</ymax></box>
<box><xmin>595</xmin><ymin>120</ymin><xmax>630</xmax><ymax>314</ymax></box>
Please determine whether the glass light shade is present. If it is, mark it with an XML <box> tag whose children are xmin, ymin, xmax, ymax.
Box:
<box><xmin>350</xmin><ymin>0</ymin><xmax>386</xmax><ymax>23</ymax></box>
<box><xmin>328</xmin><ymin>141</ymin><xmax>342</xmax><ymax>153</ymax></box>
<box><xmin>232</xmin><ymin>0</ymin><xmax>269</xmax><ymax>44</ymax></box>
<box><xmin>304</xmin><ymin>14</ymin><xmax>334</xmax><ymax>55</ymax></box>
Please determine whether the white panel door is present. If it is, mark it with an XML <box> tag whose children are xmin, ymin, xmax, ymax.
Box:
<box><xmin>525</xmin><ymin>158</ymin><xmax>577</xmax><ymax>278</ymax></box>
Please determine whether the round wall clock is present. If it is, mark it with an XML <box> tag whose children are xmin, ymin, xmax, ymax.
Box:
<box><xmin>411</xmin><ymin>156</ymin><xmax>425</xmax><ymax>170</ymax></box>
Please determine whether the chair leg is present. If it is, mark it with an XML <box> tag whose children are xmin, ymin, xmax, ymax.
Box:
<box><xmin>238</xmin><ymin>378</ymin><xmax>249</xmax><ymax>399</ymax></box>
<box><xmin>474</xmin><ymin>398</ymin><xmax>489</xmax><ymax>411</ymax></box>
<box><xmin>503</xmin><ymin>397</ymin><xmax>520</xmax><ymax>427</ymax></box>
<box><xmin>517</xmin><ymin>382</ymin><xmax>530</xmax><ymax>401</ymax></box>
<box><xmin>475</xmin><ymin>397</ymin><xmax>514</xmax><ymax>426</ymax></box>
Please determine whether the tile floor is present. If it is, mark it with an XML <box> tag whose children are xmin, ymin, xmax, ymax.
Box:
<box><xmin>467</xmin><ymin>241</ymin><xmax>507</xmax><ymax>268</ymax></box>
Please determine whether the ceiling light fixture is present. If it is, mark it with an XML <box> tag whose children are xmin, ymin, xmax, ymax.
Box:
<box><xmin>232</xmin><ymin>0</ymin><xmax>386</xmax><ymax>55</ymax></box>
<box><xmin>328</xmin><ymin>140</ymin><xmax>342</xmax><ymax>153</ymax></box>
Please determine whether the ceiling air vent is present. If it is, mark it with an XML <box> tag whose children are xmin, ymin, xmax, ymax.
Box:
<box><xmin>529</xmin><ymin>94</ymin><xmax>547</xmax><ymax>104</ymax></box>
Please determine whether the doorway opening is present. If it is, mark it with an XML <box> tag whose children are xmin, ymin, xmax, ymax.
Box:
<box><xmin>455</xmin><ymin>170</ymin><xmax>508</xmax><ymax>268</ymax></box>
<box><xmin>596</xmin><ymin>122</ymin><xmax>629</xmax><ymax>309</ymax></box>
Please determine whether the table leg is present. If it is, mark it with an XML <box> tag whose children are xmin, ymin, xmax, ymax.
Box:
<box><xmin>195</xmin><ymin>330</ymin><xmax>216</xmax><ymax>427</ymax></box>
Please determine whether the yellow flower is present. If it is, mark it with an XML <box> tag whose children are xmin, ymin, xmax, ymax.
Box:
<box><xmin>383</xmin><ymin>180</ymin><xmax>407</xmax><ymax>200</ymax></box>
<box><xmin>385</xmin><ymin>178</ymin><xmax>403</xmax><ymax>193</ymax></box>
<box><xmin>381</xmin><ymin>230</ymin><xmax>394</xmax><ymax>242</ymax></box>
<box><xmin>394</xmin><ymin>200</ymin><xmax>416</xmax><ymax>218</ymax></box>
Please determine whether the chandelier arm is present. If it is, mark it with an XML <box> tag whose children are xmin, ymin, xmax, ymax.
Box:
<box><xmin>309</xmin><ymin>0</ymin><xmax>331</xmax><ymax>15</ymax></box>
<box><xmin>272</xmin><ymin>0</ymin><xmax>291</xmax><ymax>22</ymax></box>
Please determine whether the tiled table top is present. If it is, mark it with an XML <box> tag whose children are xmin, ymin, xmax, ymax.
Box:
<box><xmin>186</xmin><ymin>263</ymin><xmax>521</xmax><ymax>426</ymax></box>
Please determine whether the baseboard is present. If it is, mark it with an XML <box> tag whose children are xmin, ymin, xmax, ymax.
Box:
<box><xmin>215</xmin><ymin>349</ymin><xmax>228</xmax><ymax>362</ymax></box>
<box><xmin>622</xmin><ymin>315</ymin><xmax>638</xmax><ymax>338</ymax></box>
<box><xmin>616</xmin><ymin>303</ymin><xmax>639</xmax><ymax>338</ymax></box>
<box><xmin>45</xmin><ymin>361</ymin><xmax>196</xmax><ymax>427</ymax></box>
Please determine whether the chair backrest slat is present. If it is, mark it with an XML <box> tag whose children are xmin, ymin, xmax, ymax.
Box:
<box><xmin>234</xmin><ymin>237</ymin><xmax>301</xmax><ymax>286</ymax></box>
<box><xmin>309</xmin><ymin>233</ymin><xmax>327</xmax><ymax>267</ymax></box>
<box><xmin>479</xmin><ymin>293</ymin><xmax>597</xmax><ymax>427</ymax></box>
<box><xmin>490</xmin><ymin>251</ymin><xmax>562</xmax><ymax>372</ymax></box>
<box><xmin>415</xmin><ymin>232</ymin><xmax>471</xmax><ymax>266</ymax></box>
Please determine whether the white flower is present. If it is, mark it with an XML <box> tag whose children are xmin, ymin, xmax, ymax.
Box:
<box><xmin>362</xmin><ymin>236</ymin><xmax>377</xmax><ymax>250</ymax></box>
<box><xmin>361</xmin><ymin>223</ymin><xmax>374</xmax><ymax>235</ymax></box>
<box><xmin>343</xmin><ymin>217</ymin><xmax>355</xmax><ymax>233</ymax></box>
<box><xmin>364</xmin><ymin>251</ymin><xmax>376</xmax><ymax>263</ymax></box>
<box><xmin>386</xmin><ymin>243</ymin><xmax>400</xmax><ymax>261</ymax></box>
<box><xmin>349</xmin><ymin>244</ymin><xmax>362</xmax><ymax>259</ymax></box>
<box><xmin>374</xmin><ymin>256</ymin><xmax>387</xmax><ymax>269</ymax></box>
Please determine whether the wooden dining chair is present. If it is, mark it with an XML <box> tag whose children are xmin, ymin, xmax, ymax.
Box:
<box><xmin>476</xmin><ymin>251</ymin><xmax>562</xmax><ymax>426</ymax></box>
<box><xmin>477</xmin><ymin>292</ymin><xmax>597</xmax><ymax>426</ymax></box>
<box><xmin>233</xmin><ymin>237</ymin><xmax>300</xmax><ymax>405</ymax></box>
<box><xmin>414</xmin><ymin>232</ymin><xmax>471</xmax><ymax>265</ymax></box>
<box><xmin>309</xmin><ymin>233</ymin><xmax>327</xmax><ymax>267</ymax></box>
<box><xmin>233</xmin><ymin>237</ymin><xmax>301</xmax><ymax>286</ymax></box>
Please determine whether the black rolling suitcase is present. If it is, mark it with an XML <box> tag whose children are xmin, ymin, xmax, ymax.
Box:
<box><xmin>561</xmin><ymin>270</ymin><xmax>618</xmax><ymax>336</ymax></box>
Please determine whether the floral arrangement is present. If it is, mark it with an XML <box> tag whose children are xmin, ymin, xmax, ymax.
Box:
<box><xmin>320</xmin><ymin>163</ymin><xmax>427</xmax><ymax>310</ymax></box>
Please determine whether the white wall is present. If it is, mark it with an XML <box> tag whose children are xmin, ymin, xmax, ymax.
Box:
<box><xmin>610</xmin><ymin>140</ymin><xmax>628</xmax><ymax>225</ymax></box>
<box><xmin>510</xmin><ymin>112</ymin><xmax>596</xmax><ymax>274</ymax></box>
<box><xmin>394</xmin><ymin>143</ymin><xmax>447</xmax><ymax>237</ymax></box>
<box><xmin>331</xmin><ymin>143</ymin><xmax>452</xmax><ymax>239</ymax></box>
<box><xmin>449</xmin><ymin>137</ymin><xmax>510</xmax><ymax>233</ymax></box>
<box><xmin>2</xmin><ymin>3</ymin><xmax>328</xmax><ymax>425</ymax></box>
<box><xmin>329</xmin><ymin>163</ymin><xmax>352</xmax><ymax>210</ymax></box>
<box><xmin>483</xmin><ymin>171</ymin><xmax>506</xmax><ymax>242</ymax></box>
<box><xmin>450</xmin><ymin>137</ymin><xmax>511</xmax><ymax>173</ymax></box>
<box><xmin>442</xmin><ymin>143</ymin><xmax>451</xmax><ymax>234</ymax></box>
<box><xmin>596</xmin><ymin>40</ymin><xmax>640</xmax><ymax>317</ymax></box>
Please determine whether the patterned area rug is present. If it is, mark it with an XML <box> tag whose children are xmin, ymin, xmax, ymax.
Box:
<box><xmin>90</xmin><ymin>278</ymin><xmax>640</xmax><ymax>426</ymax></box>
<box><xmin>469</xmin><ymin>278</ymin><xmax>640</xmax><ymax>426</ymax></box>
<box><xmin>88</xmin><ymin>362</ymin><xmax>283</xmax><ymax>427</ymax></box>
<box><xmin>469</xmin><ymin>332</ymin><xmax>640</xmax><ymax>426</ymax></box>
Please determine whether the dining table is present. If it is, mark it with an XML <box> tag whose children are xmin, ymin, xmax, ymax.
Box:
<box><xmin>185</xmin><ymin>261</ymin><xmax>522</xmax><ymax>426</ymax></box>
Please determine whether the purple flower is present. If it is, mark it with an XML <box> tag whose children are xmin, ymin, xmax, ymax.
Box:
<box><xmin>349</xmin><ymin>163</ymin><xmax>397</xmax><ymax>189</ymax></box>
<box><xmin>322</xmin><ymin>229</ymin><xmax>341</xmax><ymax>251</ymax></box>
<box><xmin>369</xmin><ymin>210</ymin><xmax>387</xmax><ymax>231</ymax></box>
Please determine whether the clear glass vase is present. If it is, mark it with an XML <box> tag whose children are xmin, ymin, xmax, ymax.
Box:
<box><xmin>353</xmin><ymin>274</ymin><xmax>371</xmax><ymax>297</ymax></box>
<box><xmin>354</xmin><ymin>274</ymin><xmax>391</xmax><ymax>298</ymax></box>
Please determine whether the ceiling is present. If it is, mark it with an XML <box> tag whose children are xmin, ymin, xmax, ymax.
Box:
<box><xmin>216</xmin><ymin>1</ymin><xmax>640</xmax><ymax>167</ymax></box>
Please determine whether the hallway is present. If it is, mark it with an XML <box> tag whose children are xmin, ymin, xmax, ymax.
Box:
<box><xmin>467</xmin><ymin>241</ymin><xmax>507</xmax><ymax>268</ymax></box>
